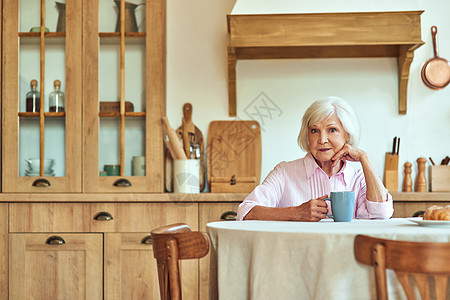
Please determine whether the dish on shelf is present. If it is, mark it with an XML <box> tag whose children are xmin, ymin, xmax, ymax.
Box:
<box><xmin>25</xmin><ymin>170</ymin><xmax>55</xmax><ymax>177</ymax></box>
<box><xmin>407</xmin><ymin>217</ymin><xmax>450</xmax><ymax>228</ymax></box>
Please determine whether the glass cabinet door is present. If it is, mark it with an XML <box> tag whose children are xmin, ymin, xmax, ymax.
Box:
<box><xmin>83</xmin><ymin>0</ymin><xmax>164</xmax><ymax>192</ymax></box>
<box><xmin>2</xmin><ymin>0</ymin><xmax>82</xmax><ymax>192</ymax></box>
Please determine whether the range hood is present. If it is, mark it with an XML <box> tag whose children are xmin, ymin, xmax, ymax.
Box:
<box><xmin>227</xmin><ymin>0</ymin><xmax>424</xmax><ymax>116</ymax></box>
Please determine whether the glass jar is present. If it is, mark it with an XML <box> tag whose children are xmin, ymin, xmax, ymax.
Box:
<box><xmin>25</xmin><ymin>79</ymin><xmax>40</xmax><ymax>112</ymax></box>
<box><xmin>49</xmin><ymin>79</ymin><xmax>65</xmax><ymax>112</ymax></box>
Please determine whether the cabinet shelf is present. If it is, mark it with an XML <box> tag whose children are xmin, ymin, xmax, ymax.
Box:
<box><xmin>19</xmin><ymin>32</ymin><xmax>66</xmax><ymax>37</ymax></box>
<box><xmin>18</xmin><ymin>112</ymin><xmax>65</xmax><ymax>118</ymax></box>
<box><xmin>98</xmin><ymin>112</ymin><xmax>146</xmax><ymax>118</ymax></box>
<box><xmin>99</xmin><ymin>32</ymin><xmax>146</xmax><ymax>38</ymax></box>
<box><xmin>227</xmin><ymin>11</ymin><xmax>424</xmax><ymax>116</ymax></box>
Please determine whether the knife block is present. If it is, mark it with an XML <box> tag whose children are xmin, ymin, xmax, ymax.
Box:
<box><xmin>383</xmin><ymin>153</ymin><xmax>399</xmax><ymax>192</ymax></box>
<box><xmin>429</xmin><ymin>165</ymin><xmax>450</xmax><ymax>192</ymax></box>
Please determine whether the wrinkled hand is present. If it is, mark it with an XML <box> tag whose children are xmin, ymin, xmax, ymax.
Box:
<box><xmin>295</xmin><ymin>195</ymin><xmax>329</xmax><ymax>222</ymax></box>
<box><xmin>331</xmin><ymin>143</ymin><xmax>368</xmax><ymax>167</ymax></box>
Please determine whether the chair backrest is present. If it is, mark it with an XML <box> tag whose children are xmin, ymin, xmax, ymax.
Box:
<box><xmin>354</xmin><ymin>234</ymin><xmax>450</xmax><ymax>300</ymax></box>
<box><xmin>151</xmin><ymin>223</ymin><xmax>209</xmax><ymax>300</ymax></box>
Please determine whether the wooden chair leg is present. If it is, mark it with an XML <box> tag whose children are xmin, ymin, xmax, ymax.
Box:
<box><xmin>166</xmin><ymin>238</ymin><xmax>182</xmax><ymax>300</ymax></box>
<box><xmin>157</xmin><ymin>260</ymin><xmax>169</xmax><ymax>300</ymax></box>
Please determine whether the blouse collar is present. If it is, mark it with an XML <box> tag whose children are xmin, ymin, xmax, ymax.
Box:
<box><xmin>304</xmin><ymin>152</ymin><xmax>350</xmax><ymax>184</ymax></box>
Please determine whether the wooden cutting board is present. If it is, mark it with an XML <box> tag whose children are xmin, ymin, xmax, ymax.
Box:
<box><xmin>207</xmin><ymin>121</ymin><xmax>261</xmax><ymax>193</ymax></box>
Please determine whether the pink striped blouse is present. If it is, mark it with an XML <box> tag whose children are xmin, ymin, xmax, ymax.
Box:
<box><xmin>237</xmin><ymin>153</ymin><xmax>394</xmax><ymax>221</ymax></box>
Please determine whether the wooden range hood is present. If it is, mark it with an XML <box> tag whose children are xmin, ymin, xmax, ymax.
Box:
<box><xmin>227</xmin><ymin>10</ymin><xmax>424</xmax><ymax>116</ymax></box>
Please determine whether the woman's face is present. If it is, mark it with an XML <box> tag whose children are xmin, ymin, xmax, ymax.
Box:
<box><xmin>308</xmin><ymin>114</ymin><xmax>350</xmax><ymax>166</ymax></box>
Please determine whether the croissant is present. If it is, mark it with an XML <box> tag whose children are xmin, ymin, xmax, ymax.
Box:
<box><xmin>423</xmin><ymin>205</ymin><xmax>450</xmax><ymax>221</ymax></box>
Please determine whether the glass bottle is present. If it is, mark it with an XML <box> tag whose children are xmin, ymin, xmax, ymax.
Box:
<box><xmin>49</xmin><ymin>80</ymin><xmax>65</xmax><ymax>112</ymax></box>
<box><xmin>25</xmin><ymin>79</ymin><xmax>40</xmax><ymax>112</ymax></box>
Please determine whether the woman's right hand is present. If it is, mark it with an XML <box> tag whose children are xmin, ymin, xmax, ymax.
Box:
<box><xmin>294</xmin><ymin>195</ymin><xmax>329</xmax><ymax>221</ymax></box>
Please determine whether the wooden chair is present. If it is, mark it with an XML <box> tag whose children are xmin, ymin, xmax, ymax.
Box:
<box><xmin>151</xmin><ymin>223</ymin><xmax>209</xmax><ymax>300</ymax></box>
<box><xmin>354</xmin><ymin>235</ymin><xmax>450</xmax><ymax>300</ymax></box>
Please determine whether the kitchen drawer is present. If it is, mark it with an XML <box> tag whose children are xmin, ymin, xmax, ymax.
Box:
<box><xmin>9</xmin><ymin>202</ymin><xmax>198</xmax><ymax>233</ymax></box>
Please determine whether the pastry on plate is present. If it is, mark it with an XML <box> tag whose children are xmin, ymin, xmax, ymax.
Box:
<box><xmin>423</xmin><ymin>205</ymin><xmax>450</xmax><ymax>221</ymax></box>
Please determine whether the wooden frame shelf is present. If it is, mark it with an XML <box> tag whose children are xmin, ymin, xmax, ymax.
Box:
<box><xmin>98</xmin><ymin>112</ymin><xmax>146</xmax><ymax>117</ymax></box>
<box><xmin>227</xmin><ymin>11</ymin><xmax>424</xmax><ymax>116</ymax></box>
<box><xmin>19</xmin><ymin>32</ymin><xmax>66</xmax><ymax>37</ymax></box>
<box><xmin>391</xmin><ymin>192</ymin><xmax>450</xmax><ymax>202</ymax></box>
<box><xmin>19</xmin><ymin>112</ymin><xmax>66</xmax><ymax>118</ymax></box>
<box><xmin>99</xmin><ymin>32</ymin><xmax>146</xmax><ymax>38</ymax></box>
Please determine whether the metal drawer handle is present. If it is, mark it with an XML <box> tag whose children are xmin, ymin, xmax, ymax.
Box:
<box><xmin>32</xmin><ymin>178</ymin><xmax>51</xmax><ymax>187</ymax></box>
<box><xmin>141</xmin><ymin>235</ymin><xmax>153</xmax><ymax>244</ymax></box>
<box><xmin>220</xmin><ymin>211</ymin><xmax>237</xmax><ymax>221</ymax></box>
<box><xmin>93</xmin><ymin>211</ymin><xmax>114</xmax><ymax>221</ymax></box>
<box><xmin>46</xmin><ymin>236</ymin><xmax>65</xmax><ymax>245</ymax></box>
<box><xmin>113</xmin><ymin>178</ymin><xmax>131</xmax><ymax>187</ymax></box>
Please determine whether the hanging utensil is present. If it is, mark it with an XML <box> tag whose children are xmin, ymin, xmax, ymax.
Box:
<box><xmin>421</xmin><ymin>26</ymin><xmax>450</xmax><ymax>90</ymax></box>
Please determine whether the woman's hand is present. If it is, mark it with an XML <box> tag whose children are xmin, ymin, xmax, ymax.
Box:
<box><xmin>330</xmin><ymin>143</ymin><xmax>368</xmax><ymax>167</ymax></box>
<box><xmin>294</xmin><ymin>195</ymin><xmax>329</xmax><ymax>221</ymax></box>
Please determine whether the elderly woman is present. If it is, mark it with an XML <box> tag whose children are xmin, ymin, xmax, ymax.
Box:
<box><xmin>237</xmin><ymin>97</ymin><xmax>393</xmax><ymax>221</ymax></box>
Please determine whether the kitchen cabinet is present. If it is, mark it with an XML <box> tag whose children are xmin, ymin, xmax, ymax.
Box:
<box><xmin>2</xmin><ymin>0</ymin><xmax>165</xmax><ymax>193</ymax></box>
<box><xmin>2</xmin><ymin>0</ymin><xmax>82</xmax><ymax>192</ymax></box>
<box><xmin>83</xmin><ymin>0</ymin><xmax>165</xmax><ymax>192</ymax></box>
<box><xmin>9</xmin><ymin>233</ymin><xmax>103</xmax><ymax>299</ymax></box>
<box><xmin>199</xmin><ymin>202</ymin><xmax>240</xmax><ymax>300</ymax></box>
<box><xmin>391</xmin><ymin>192</ymin><xmax>450</xmax><ymax>218</ymax></box>
<box><xmin>7</xmin><ymin>201</ymin><xmax>199</xmax><ymax>299</ymax></box>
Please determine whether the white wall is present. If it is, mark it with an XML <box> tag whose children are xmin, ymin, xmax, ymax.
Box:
<box><xmin>167</xmin><ymin>0</ymin><xmax>450</xmax><ymax>192</ymax></box>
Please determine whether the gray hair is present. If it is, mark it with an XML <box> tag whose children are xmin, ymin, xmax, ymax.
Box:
<box><xmin>298</xmin><ymin>97</ymin><xmax>360</xmax><ymax>152</ymax></box>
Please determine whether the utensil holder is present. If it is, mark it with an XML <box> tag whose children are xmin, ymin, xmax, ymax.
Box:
<box><xmin>429</xmin><ymin>165</ymin><xmax>450</xmax><ymax>192</ymax></box>
<box><xmin>383</xmin><ymin>153</ymin><xmax>399</xmax><ymax>192</ymax></box>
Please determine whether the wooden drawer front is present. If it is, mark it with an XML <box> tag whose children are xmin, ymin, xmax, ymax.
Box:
<box><xmin>104</xmin><ymin>233</ymin><xmax>199</xmax><ymax>300</ymax></box>
<box><xmin>10</xmin><ymin>233</ymin><xmax>102</xmax><ymax>299</ymax></box>
<box><xmin>10</xmin><ymin>202</ymin><xmax>198</xmax><ymax>233</ymax></box>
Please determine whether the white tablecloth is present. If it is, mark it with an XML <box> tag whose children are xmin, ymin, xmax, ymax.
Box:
<box><xmin>206</xmin><ymin>219</ymin><xmax>450</xmax><ymax>300</ymax></box>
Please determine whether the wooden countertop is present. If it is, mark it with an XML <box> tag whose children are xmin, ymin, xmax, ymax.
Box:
<box><xmin>0</xmin><ymin>192</ymin><xmax>448</xmax><ymax>203</ymax></box>
<box><xmin>0</xmin><ymin>193</ymin><xmax>249</xmax><ymax>203</ymax></box>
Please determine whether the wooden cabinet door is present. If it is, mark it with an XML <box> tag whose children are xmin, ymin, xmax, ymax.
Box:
<box><xmin>82</xmin><ymin>0</ymin><xmax>165</xmax><ymax>193</ymax></box>
<box><xmin>198</xmin><ymin>202</ymin><xmax>240</xmax><ymax>300</ymax></box>
<box><xmin>104</xmin><ymin>233</ymin><xmax>199</xmax><ymax>300</ymax></box>
<box><xmin>9</xmin><ymin>233</ymin><xmax>102</xmax><ymax>299</ymax></box>
<box><xmin>2</xmin><ymin>0</ymin><xmax>82</xmax><ymax>193</ymax></box>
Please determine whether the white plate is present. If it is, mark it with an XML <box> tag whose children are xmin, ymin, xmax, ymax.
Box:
<box><xmin>25</xmin><ymin>172</ymin><xmax>55</xmax><ymax>177</ymax></box>
<box><xmin>407</xmin><ymin>217</ymin><xmax>450</xmax><ymax>228</ymax></box>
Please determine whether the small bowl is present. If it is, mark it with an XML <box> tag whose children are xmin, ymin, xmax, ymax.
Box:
<box><xmin>25</xmin><ymin>158</ymin><xmax>54</xmax><ymax>171</ymax></box>
<box><xmin>104</xmin><ymin>164</ymin><xmax>120</xmax><ymax>176</ymax></box>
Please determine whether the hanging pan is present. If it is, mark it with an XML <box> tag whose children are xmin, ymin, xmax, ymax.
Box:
<box><xmin>421</xmin><ymin>26</ymin><xmax>450</xmax><ymax>89</ymax></box>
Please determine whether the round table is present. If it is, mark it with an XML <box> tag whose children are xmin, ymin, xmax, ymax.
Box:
<box><xmin>207</xmin><ymin>218</ymin><xmax>450</xmax><ymax>300</ymax></box>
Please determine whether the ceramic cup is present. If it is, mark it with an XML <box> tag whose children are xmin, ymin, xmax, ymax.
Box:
<box><xmin>25</xmin><ymin>158</ymin><xmax>54</xmax><ymax>172</ymax></box>
<box><xmin>104</xmin><ymin>164</ymin><xmax>120</xmax><ymax>176</ymax></box>
<box><xmin>132</xmin><ymin>156</ymin><xmax>145</xmax><ymax>176</ymax></box>
<box><xmin>173</xmin><ymin>159</ymin><xmax>200</xmax><ymax>193</ymax></box>
<box><xmin>325</xmin><ymin>191</ymin><xmax>355</xmax><ymax>222</ymax></box>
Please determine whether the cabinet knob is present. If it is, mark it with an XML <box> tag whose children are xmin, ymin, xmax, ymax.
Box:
<box><xmin>93</xmin><ymin>211</ymin><xmax>114</xmax><ymax>221</ymax></box>
<box><xmin>32</xmin><ymin>178</ymin><xmax>51</xmax><ymax>187</ymax></box>
<box><xmin>220</xmin><ymin>211</ymin><xmax>237</xmax><ymax>221</ymax></box>
<box><xmin>46</xmin><ymin>236</ymin><xmax>65</xmax><ymax>245</ymax></box>
<box><xmin>141</xmin><ymin>235</ymin><xmax>153</xmax><ymax>244</ymax></box>
<box><xmin>113</xmin><ymin>178</ymin><xmax>132</xmax><ymax>187</ymax></box>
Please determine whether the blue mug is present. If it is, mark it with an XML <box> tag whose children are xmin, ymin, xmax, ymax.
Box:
<box><xmin>324</xmin><ymin>191</ymin><xmax>355</xmax><ymax>222</ymax></box>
